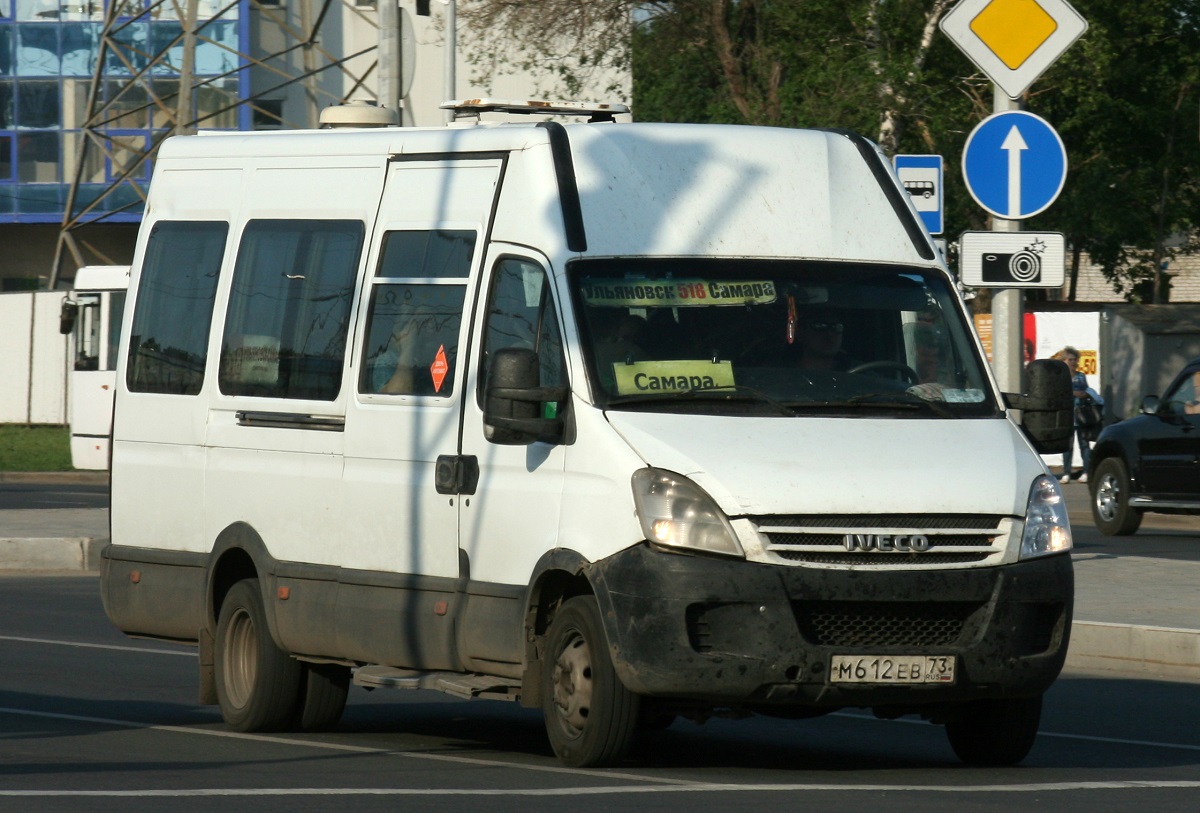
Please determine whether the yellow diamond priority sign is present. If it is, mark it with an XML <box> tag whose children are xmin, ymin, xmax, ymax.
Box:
<box><xmin>940</xmin><ymin>0</ymin><xmax>1087</xmax><ymax>99</ymax></box>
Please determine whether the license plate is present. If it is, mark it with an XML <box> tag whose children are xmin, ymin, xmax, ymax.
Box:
<box><xmin>830</xmin><ymin>655</ymin><xmax>956</xmax><ymax>684</ymax></box>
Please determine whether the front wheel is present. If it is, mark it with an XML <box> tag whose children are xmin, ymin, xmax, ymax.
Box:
<box><xmin>1091</xmin><ymin>457</ymin><xmax>1143</xmax><ymax>536</ymax></box>
<box><xmin>945</xmin><ymin>695</ymin><xmax>1042</xmax><ymax>766</ymax></box>
<box><xmin>215</xmin><ymin>579</ymin><xmax>302</xmax><ymax>732</ymax></box>
<box><xmin>542</xmin><ymin>596</ymin><xmax>640</xmax><ymax>767</ymax></box>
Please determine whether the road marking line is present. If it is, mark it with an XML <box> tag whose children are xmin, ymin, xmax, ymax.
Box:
<box><xmin>3</xmin><ymin>705</ymin><xmax>1200</xmax><ymax>797</ymax></box>
<box><xmin>0</xmin><ymin>635</ymin><xmax>194</xmax><ymax>656</ymax></box>
<box><xmin>3</xmin><ymin>782</ymin><xmax>1200</xmax><ymax>797</ymax></box>
<box><xmin>0</xmin><ymin>707</ymin><xmax>697</xmax><ymax>786</ymax></box>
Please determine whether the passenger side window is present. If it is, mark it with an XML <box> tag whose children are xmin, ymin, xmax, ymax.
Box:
<box><xmin>219</xmin><ymin>219</ymin><xmax>363</xmax><ymax>401</ymax></box>
<box><xmin>478</xmin><ymin>258</ymin><xmax>567</xmax><ymax>407</ymax></box>
<box><xmin>126</xmin><ymin>221</ymin><xmax>228</xmax><ymax>395</ymax></box>
<box><xmin>359</xmin><ymin>230</ymin><xmax>475</xmax><ymax>397</ymax></box>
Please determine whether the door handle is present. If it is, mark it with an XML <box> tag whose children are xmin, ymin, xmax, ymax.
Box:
<box><xmin>435</xmin><ymin>455</ymin><xmax>479</xmax><ymax>495</ymax></box>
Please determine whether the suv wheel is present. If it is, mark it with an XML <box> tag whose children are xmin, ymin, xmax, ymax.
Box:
<box><xmin>1091</xmin><ymin>458</ymin><xmax>1143</xmax><ymax>536</ymax></box>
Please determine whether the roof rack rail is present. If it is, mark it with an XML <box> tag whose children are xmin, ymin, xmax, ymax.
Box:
<box><xmin>441</xmin><ymin>98</ymin><xmax>630</xmax><ymax>123</ymax></box>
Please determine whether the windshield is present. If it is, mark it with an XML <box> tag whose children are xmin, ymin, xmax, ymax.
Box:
<box><xmin>569</xmin><ymin>259</ymin><xmax>997</xmax><ymax>417</ymax></box>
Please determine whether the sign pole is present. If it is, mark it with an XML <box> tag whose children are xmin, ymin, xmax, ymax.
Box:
<box><xmin>991</xmin><ymin>88</ymin><xmax>1023</xmax><ymax>395</ymax></box>
<box><xmin>941</xmin><ymin>0</ymin><xmax>1088</xmax><ymax>394</ymax></box>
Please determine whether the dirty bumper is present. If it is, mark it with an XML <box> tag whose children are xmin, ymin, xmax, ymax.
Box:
<box><xmin>590</xmin><ymin>545</ymin><xmax>1073</xmax><ymax>708</ymax></box>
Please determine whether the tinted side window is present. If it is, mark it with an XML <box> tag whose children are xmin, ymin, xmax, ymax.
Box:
<box><xmin>479</xmin><ymin>259</ymin><xmax>566</xmax><ymax>405</ymax></box>
<box><xmin>360</xmin><ymin>230</ymin><xmax>475</xmax><ymax>397</ymax></box>
<box><xmin>219</xmin><ymin>219</ymin><xmax>363</xmax><ymax>401</ymax></box>
<box><xmin>107</xmin><ymin>292</ymin><xmax>126</xmax><ymax>372</ymax></box>
<box><xmin>126</xmin><ymin>221</ymin><xmax>227</xmax><ymax>395</ymax></box>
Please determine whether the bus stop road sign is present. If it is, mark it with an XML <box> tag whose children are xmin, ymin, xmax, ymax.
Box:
<box><xmin>962</xmin><ymin>110</ymin><xmax>1066</xmax><ymax>220</ymax></box>
<box><xmin>894</xmin><ymin>154</ymin><xmax>943</xmax><ymax>235</ymax></box>
<box><xmin>959</xmin><ymin>231</ymin><xmax>1065</xmax><ymax>288</ymax></box>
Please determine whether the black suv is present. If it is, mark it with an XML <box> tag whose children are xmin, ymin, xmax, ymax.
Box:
<box><xmin>1088</xmin><ymin>358</ymin><xmax>1200</xmax><ymax>535</ymax></box>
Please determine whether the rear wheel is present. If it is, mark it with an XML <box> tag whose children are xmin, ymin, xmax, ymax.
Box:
<box><xmin>1091</xmin><ymin>458</ymin><xmax>1143</xmax><ymax>536</ymax></box>
<box><xmin>215</xmin><ymin>579</ymin><xmax>301</xmax><ymax>732</ymax></box>
<box><xmin>945</xmin><ymin>695</ymin><xmax>1042</xmax><ymax>766</ymax></box>
<box><xmin>542</xmin><ymin>596</ymin><xmax>640</xmax><ymax>767</ymax></box>
<box><xmin>294</xmin><ymin>663</ymin><xmax>350</xmax><ymax>732</ymax></box>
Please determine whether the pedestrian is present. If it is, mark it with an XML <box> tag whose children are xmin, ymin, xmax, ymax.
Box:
<box><xmin>1054</xmin><ymin>346</ymin><xmax>1101</xmax><ymax>483</ymax></box>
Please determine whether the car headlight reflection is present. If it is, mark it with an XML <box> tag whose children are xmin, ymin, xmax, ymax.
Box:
<box><xmin>631</xmin><ymin>468</ymin><xmax>744</xmax><ymax>558</ymax></box>
<box><xmin>1020</xmin><ymin>474</ymin><xmax>1073</xmax><ymax>559</ymax></box>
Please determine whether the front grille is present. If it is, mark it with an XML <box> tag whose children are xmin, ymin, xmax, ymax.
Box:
<box><xmin>751</xmin><ymin>513</ymin><xmax>1007</xmax><ymax>569</ymax></box>
<box><xmin>794</xmin><ymin>600</ymin><xmax>979</xmax><ymax>647</ymax></box>
<box><xmin>775</xmin><ymin>550</ymin><xmax>991</xmax><ymax>566</ymax></box>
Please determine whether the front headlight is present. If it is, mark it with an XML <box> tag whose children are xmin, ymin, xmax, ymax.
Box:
<box><xmin>1020</xmin><ymin>475</ymin><xmax>1073</xmax><ymax>559</ymax></box>
<box><xmin>631</xmin><ymin>468</ymin><xmax>744</xmax><ymax>558</ymax></box>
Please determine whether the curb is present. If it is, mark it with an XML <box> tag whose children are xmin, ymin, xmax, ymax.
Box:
<box><xmin>0</xmin><ymin>471</ymin><xmax>109</xmax><ymax>486</ymax></box>
<box><xmin>1066</xmin><ymin>620</ymin><xmax>1200</xmax><ymax>684</ymax></box>
<box><xmin>0</xmin><ymin>537</ymin><xmax>107</xmax><ymax>572</ymax></box>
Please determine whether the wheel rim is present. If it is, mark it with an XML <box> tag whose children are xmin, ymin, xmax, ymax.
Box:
<box><xmin>223</xmin><ymin>606</ymin><xmax>257</xmax><ymax>710</ymax></box>
<box><xmin>551</xmin><ymin>630</ymin><xmax>593</xmax><ymax>736</ymax></box>
<box><xmin>1095</xmin><ymin>471</ymin><xmax>1121</xmax><ymax>523</ymax></box>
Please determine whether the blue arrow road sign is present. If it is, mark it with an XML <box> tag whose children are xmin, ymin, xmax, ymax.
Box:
<box><xmin>962</xmin><ymin>111</ymin><xmax>1067</xmax><ymax>220</ymax></box>
<box><xmin>894</xmin><ymin>154</ymin><xmax>943</xmax><ymax>235</ymax></box>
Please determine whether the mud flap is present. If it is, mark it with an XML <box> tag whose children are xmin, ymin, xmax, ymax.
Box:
<box><xmin>198</xmin><ymin>627</ymin><xmax>217</xmax><ymax>705</ymax></box>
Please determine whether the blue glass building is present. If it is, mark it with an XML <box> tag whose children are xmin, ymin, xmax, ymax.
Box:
<box><xmin>0</xmin><ymin>1</ymin><xmax>246</xmax><ymax>225</ymax></box>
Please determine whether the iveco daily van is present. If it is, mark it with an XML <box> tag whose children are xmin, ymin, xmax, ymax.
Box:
<box><xmin>101</xmin><ymin>100</ymin><xmax>1074</xmax><ymax>768</ymax></box>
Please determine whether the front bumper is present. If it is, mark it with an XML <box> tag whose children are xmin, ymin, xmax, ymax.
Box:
<box><xmin>589</xmin><ymin>545</ymin><xmax>1073</xmax><ymax>708</ymax></box>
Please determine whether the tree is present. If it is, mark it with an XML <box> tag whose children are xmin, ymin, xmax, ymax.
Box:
<box><xmin>457</xmin><ymin>0</ymin><xmax>638</xmax><ymax>99</ymax></box>
<box><xmin>1032</xmin><ymin>0</ymin><xmax>1200</xmax><ymax>303</ymax></box>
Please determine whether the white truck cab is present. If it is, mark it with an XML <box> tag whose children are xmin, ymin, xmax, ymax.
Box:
<box><xmin>101</xmin><ymin>101</ymin><xmax>1074</xmax><ymax>768</ymax></box>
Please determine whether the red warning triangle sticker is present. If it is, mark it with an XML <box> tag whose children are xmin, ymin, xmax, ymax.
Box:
<box><xmin>430</xmin><ymin>345</ymin><xmax>449</xmax><ymax>392</ymax></box>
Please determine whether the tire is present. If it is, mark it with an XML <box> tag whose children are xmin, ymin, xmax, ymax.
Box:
<box><xmin>945</xmin><ymin>695</ymin><xmax>1042</xmax><ymax>766</ymax></box>
<box><xmin>215</xmin><ymin>579</ymin><xmax>302</xmax><ymax>732</ymax></box>
<box><xmin>294</xmin><ymin>663</ymin><xmax>350</xmax><ymax>732</ymax></box>
<box><xmin>1091</xmin><ymin>458</ymin><xmax>1143</xmax><ymax>536</ymax></box>
<box><xmin>542</xmin><ymin>596</ymin><xmax>640</xmax><ymax>767</ymax></box>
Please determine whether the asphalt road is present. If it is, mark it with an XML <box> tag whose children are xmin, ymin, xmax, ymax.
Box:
<box><xmin>2</xmin><ymin>573</ymin><xmax>1200</xmax><ymax>811</ymax></box>
<box><xmin>0</xmin><ymin>481</ymin><xmax>108</xmax><ymax>511</ymax></box>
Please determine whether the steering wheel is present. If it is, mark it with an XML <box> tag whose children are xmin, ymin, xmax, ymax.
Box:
<box><xmin>848</xmin><ymin>360</ymin><xmax>920</xmax><ymax>385</ymax></box>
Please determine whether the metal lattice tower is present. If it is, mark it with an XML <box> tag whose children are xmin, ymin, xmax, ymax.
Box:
<box><xmin>51</xmin><ymin>0</ymin><xmax>384</xmax><ymax>288</ymax></box>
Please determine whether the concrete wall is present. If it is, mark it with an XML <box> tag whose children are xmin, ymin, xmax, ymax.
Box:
<box><xmin>1100</xmin><ymin>305</ymin><xmax>1200</xmax><ymax>421</ymax></box>
<box><xmin>0</xmin><ymin>292</ymin><xmax>70</xmax><ymax>424</ymax></box>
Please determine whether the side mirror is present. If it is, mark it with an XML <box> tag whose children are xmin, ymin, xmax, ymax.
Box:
<box><xmin>1004</xmin><ymin>359</ymin><xmax>1073</xmax><ymax>454</ymax></box>
<box><xmin>59</xmin><ymin>299</ymin><xmax>78</xmax><ymax>335</ymax></box>
<box><xmin>1140</xmin><ymin>395</ymin><xmax>1160</xmax><ymax>415</ymax></box>
<box><xmin>483</xmin><ymin>348</ymin><xmax>568</xmax><ymax>445</ymax></box>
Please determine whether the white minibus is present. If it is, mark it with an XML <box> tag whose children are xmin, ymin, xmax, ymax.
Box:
<box><xmin>102</xmin><ymin>101</ymin><xmax>1074</xmax><ymax>768</ymax></box>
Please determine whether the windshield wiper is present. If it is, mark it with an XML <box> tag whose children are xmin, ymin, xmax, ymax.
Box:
<box><xmin>605</xmin><ymin>384</ymin><xmax>798</xmax><ymax>417</ymax></box>
<box><xmin>846</xmin><ymin>391</ymin><xmax>957</xmax><ymax>418</ymax></box>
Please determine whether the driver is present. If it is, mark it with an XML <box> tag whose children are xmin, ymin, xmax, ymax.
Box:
<box><xmin>796</xmin><ymin>309</ymin><xmax>849</xmax><ymax>370</ymax></box>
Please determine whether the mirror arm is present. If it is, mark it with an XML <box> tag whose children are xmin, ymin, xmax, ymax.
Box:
<box><xmin>1003</xmin><ymin>392</ymin><xmax>1072</xmax><ymax>412</ymax></box>
<box><xmin>486</xmin><ymin>414</ymin><xmax>565</xmax><ymax>436</ymax></box>
<box><xmin>489</xmin><ymin>385</ymin><xmax>569</xmax><ymax>404</ymax></box>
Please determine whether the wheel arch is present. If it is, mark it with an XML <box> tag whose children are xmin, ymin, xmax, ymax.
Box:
<box><xmin>519</xmin><ymin>547</ymin><xmax>602</xmax><ymax>708</ymax></box>
<box><xmin>1088</xmin><ymin>434</ymin><xmax>1141</xmax><ymax>491</ymax></box>
<box><xmin>204</xmin><ymin>522</ymin><xmax>277</xmax><ymax>638</ymax></box>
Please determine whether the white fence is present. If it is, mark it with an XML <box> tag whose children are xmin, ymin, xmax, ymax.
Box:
<box><xmin>1</xmin><ymin>291</ymin><xmax>70</xmax><ymax>424</ymax></box>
